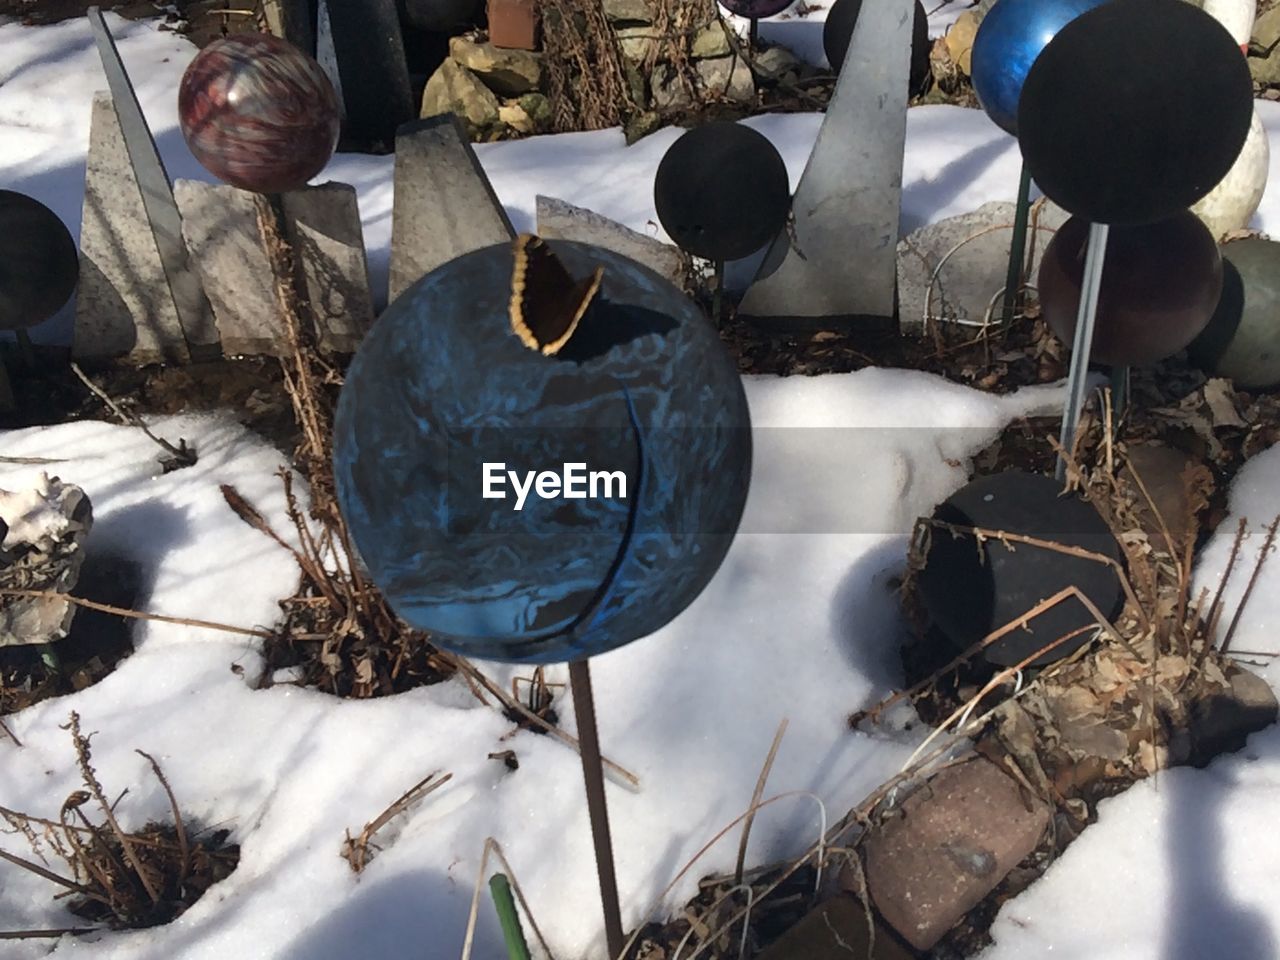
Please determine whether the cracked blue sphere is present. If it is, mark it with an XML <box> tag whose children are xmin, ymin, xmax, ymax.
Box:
<box><xmin>333</xmin><ymin>240</ymin><xmax>752</xmax><ymax>664</ymax></box>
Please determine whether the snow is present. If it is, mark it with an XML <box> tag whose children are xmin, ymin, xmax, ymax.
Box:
<box><xmin>0</xmin><ymin>6</ymin><xmax>1279</xmax><ymax>960</ymax></box>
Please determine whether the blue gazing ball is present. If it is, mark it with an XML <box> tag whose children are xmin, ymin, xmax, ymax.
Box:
<box><xmin>333</xmin><ymin>240</ymin><xmax>752</xmax><ymax>665</ymax></box>
<box><xmin>970</xmin><ymin>0</ymin><xmax>1112</xmax><ymax>135</ymax></box>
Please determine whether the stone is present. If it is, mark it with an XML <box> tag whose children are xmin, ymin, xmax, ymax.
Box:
<box><xmin>73</xmin><ymin>92</ymin><xmax>202</xmax><ymax>365</ymax></box>
<box><xmin>1187</xmin><ymin>663</ymin><xmax>1279</xmax><ymax>767</ymax></box>
<box><xmin>448</xmin><ymin>37</ymin><xmax>542</xmax><ymax>96</ymax></box>
<box><xmin>518</xmin><ymin>92</ymin><xmax>553</xmax><ymax>129</ymax></box>
<box><xmin>1118</xmin><ymin>443</ymin><xmax>1199</xmax><ymax>556</ymax></box>
<box><xmin>864</xmin><ymin>755</ymin><xmax>1051</xmax><ymax>951</ymax></box>
<box><xmin>499</xmin><ymin>102</ymin><xmax>534</xmax><ymax>133</ymax></box>
<box><xmin>420</xmin><ymin>58</ymin><xmax>501</xmax><ymax>133</ymax></box>
<box><xmin>535</xmin><ymin>195</ymin><xmax>688</xmax><ymax>287</ymax></box>
<box><xmin>280</xmin><ymin>182</ymin><xmax>375</xmax><ymax>354</ymax></box>
<box><xmin>945</xmin><ymin>10</ymin><xmax>979</xmax><ymax>75</ymax></box>
<box><xmin>174</xmin><ymin>181</ymin><xmax>284</xmax><ymax>357</ymax></box>
<box><xmin>388</xmin><ymin>114</ymin><xmax>515</xmax><ymax>303</ymax></box>
<box><xmin>754</xmin><ymin>44</ymin><xmax>801</xmax><ymax>82</ymax></box>
<box><xmin>0</xmin><ymin>475</ymin><xmax>92</xmax><ymax>649</ymax></box>
<box><xmin>754</xmin><ymin>895</ymin><xmax>914</xmax><ymax>960</ymax></box>
<box><xmin>738</xmin><ymin>0</ymin><xmax>915</xmax><ymax>330</ymax></box>
<box><xmin>697</xmin><ymin>53</ymin><xmax>757</xmax><ymax>103</ymax></box>
<box><xmin>602</xmin><ymin>0</ymin><xmax>653</xmax><ymax>24</ymax></box>
<box><xmin>692</xmin><ymin>20</ymin><xmax>731</xmax><ymax>58</ymax></box>
<box><xmin>322</xmin><ymin>0</ymin><xmax>414</xmax><ymax>146</ymax></box>
<box><xmin>615</xmin><ymin>24</ymin><xmax>660</xmax><ymax>62</ymax></box>
<box><xmin>1249</xmin><ymin>6</ymin><xmax>1280</xmax><ymax>86</ymax></box>
<box><xmin>652</xmin><ymin>63</ymin><xmax>694</xmax><ymax>112</ymax></box>
<box><xmin>896</xmin><ymin>200</ymin><xmax>1070</xmax><ymax>334</ymax></box>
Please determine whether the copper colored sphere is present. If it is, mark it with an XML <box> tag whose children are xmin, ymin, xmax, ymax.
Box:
<box><xmin>1038</xmin><ymin>212</ymin><xmax>1222</xmax><ymax>367</ymax></box>
<box><xmin>178</xmin><ymin>33</ymin><xmax>340</xmax><ymax>194</ymax></box>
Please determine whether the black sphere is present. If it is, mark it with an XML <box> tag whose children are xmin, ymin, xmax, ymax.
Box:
<box><xmin>916</xmin><ymin>471</ymin><xmax>1124</xmax><ymax>667</ymax></box>
<box><xmin>0</xmin><ymin>191</ymin><xmax>78</xmax><ymax>330</ymax></box>
<box><xmin>823</xmin><ymin>0</ymin><xmax>930</xmax><ymax>90</ymax></box>
<box><xmin>1017</xmin><ymin>0</ymin><xmax>1253</xmax><ymax>225</ymax></box>
<box><xmin>653</xmin><ymin>121</ymin><xmax>790</xmax><ymax>262</ymax></box>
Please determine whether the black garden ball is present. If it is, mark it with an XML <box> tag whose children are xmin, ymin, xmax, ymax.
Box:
<box><xmin>1017</xmin><ymin>0</ymin><xmax>1252</xmax><ymax>225</ymax></box>
<box><xmin>823</xmin><ymin>0</ymin><xmax>930</xmax><ymax>90</ymax></box>
<box><xmin>653</xmin><ymin>121</ymin><xmax>790</xmax><ymax>262</ymax></box>
<box><xmin>0</xmin><ymin>190</ymin><xmax>78</xmax><ymax>330</ymax></box>
<box><xmin>916</xmin><ymin>470</ymin><xmax>1124</xmax><ymax>667</ymax></box>
<box><xmin>718</xmin><ymin>0</ymin><xmax>794</xmax><ymax>16</ymax></box>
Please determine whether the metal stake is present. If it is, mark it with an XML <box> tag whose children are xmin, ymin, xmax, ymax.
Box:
<box><xmin>1001</xmin><ymin>161</ymin><xmax>1034</xmax><ymax>325</ymax></box>
<box><xmin>87</xmin><ymin>7</ymin><xmax>217</xmax><ymax>361</ymax></box>
<box><xmin>568</xmin><ymin>659</ymin><xmax>625</xmax><ymax>960</ymax></box>
<box><xmin>1109</xmin><ymin>365</ymin><xmax>1130</xmax><ymax>417</ymax></box>
<box><xmin>1055</xmin><ymin>222</ymin><xmax>1110</xmax><ymax>482</ymax></box>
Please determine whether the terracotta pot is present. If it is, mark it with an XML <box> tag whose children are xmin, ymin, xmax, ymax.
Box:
<box><xmin>488</xmin><ymin>0</ymin><xmax>538</xmax><ymax>50</ymax></box>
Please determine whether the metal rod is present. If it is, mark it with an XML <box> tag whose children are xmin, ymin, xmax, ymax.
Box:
<box><xmin>1109</xmin><ymin>365</ymin><xmax>1130</xmax><ymax>417</ymax></box>
<box><xmin>86</xmin><ymin>7</ymin><xmax>217</xmax><ymax>361</ymax></box>
<box><xmin>1055</xmin><ymin>221</ymin><xmax>1110</xmax><ymax>482</ymax></box>
<box><xmin>489</xmin><ymin>873</ymin><xmax>533</xmax><ymax>960</ymax></box>
<box><xmin>1001</xmin><ymin>161</ymin><xmax>1033</xmax><ymax>324</ymax></box>
<box><xmin>568</xmin><ymin>658</ymin><xmax>625</xmax><ymax>960</ymax></box>
<box><xmin>749</xmin><ymin>18</ymin><xmax>759</xmax><ymax>47</ymax></box>
<box><xmin>711</xmin><ymin>259</ymin><xmax>725</xmax><ymax>324</ymax></box>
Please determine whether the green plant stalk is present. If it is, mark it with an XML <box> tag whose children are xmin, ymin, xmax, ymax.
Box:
<box><xmin>489</xmin><ymin>873</ymin><xmax>532</xmax><ymax>960</ymax></box>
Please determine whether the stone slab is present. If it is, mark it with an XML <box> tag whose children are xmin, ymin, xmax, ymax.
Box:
<box><xmin>323</xmin><ymin>0</ymin><xmax>414</xmax><ymax>147</ymax></box>
<box><xmin>896</xmin><ymin>200</ymin><xmax>1069</xmax><ymax>334</ymax></box>
<box><xmin>737</xmin><ymin>0</ymin><xmax>913</xmax><ymax>330</ymax></box>
<box><xmin>280</xmin><ymin>181</ymin><xmax>375</xmax><ymax>354</ymax></box>
<box><xmin>74</xmin><ymin>92</ymin><xmax>194</xmax><ymax>365</ymax></box>
<box><xmin>754</xmin><ymin>895</ymin><xmax>915</xmax><ymax>960</ymax></box>
<box><xmin>535</xmin><ymin>195</ymin><xmax>687</xmax><ymax>288</ymax></box>
<box><xmin>174</xmin><ymin>180</ymin><xmax>284</xmax><ymax>357</ymax></box>
<box><xmin>388</xmin><ymin>113</ymin><xmax>515</xmax><ymax>302</ymax></box>
<box><xmin>864</xmin><ymin>755</ymin><xmax>1050</xmax><ymax>951</ymax></box>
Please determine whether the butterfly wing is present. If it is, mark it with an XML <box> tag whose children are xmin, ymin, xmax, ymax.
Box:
<box><xmin>509</xmin><ymin>234</ymin><xmax>604</xmax><ymax>355</ymax></box>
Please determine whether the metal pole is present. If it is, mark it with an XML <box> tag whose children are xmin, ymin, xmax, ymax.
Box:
<box><xmin>1001</xmin><ymin>161</ymin><xmax>1034</xmax><ymax>324</ymax></box>
<box><xmin>568</xmin><ymin>659</ymin><xmax>625</xmax><ymax>960</ymax></box>
<box><xmin>1055</xmin><ymin>222</ymin><xmax>1110</xmax><ymax>482</ymax></box>
<box><xmin>1109</xmin><ymin>365</ymin><xmax>1130</xmax><ymax>417</ymax></box>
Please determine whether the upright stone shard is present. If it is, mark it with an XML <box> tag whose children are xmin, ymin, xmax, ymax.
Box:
<box><xmin>736</xmin><ymin>0</ymin><xmax>914</xmax><ymax>331</ymax></box>
<box><xmin>74</xmin><ymin>92</ymin><xmax>194</xmax><ymax>365</ymax></box>
<box><xmin>536</xmin><ymin>195</ymin><xmax>688</xmax><ymax>288</ymax></box>
<box><xmin>280</xmin><ymin>182</ymin><xmax>375</xmax><ymax>354</ymax></box>
<box><xmin>173</xmin><ymin>180</ymin><xmax>283</xmax><ymax>357</ymax></box>
<box><xmin>388</xmin><ymin>114</ymin><xmax>515</xmax><ymax>302</ymax></box>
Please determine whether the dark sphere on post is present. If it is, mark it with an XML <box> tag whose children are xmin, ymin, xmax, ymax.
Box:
<box><xmin>1017</xmin><ymin>0</ymin><xmax>1253</xmax><ymax>225</ymax></box>
<box><xmin>1038</xmin><ymin>211</ymin><xmax>1222</xmax><ymax>367</ymax></box>
<box><xmin>0</xmin><ymin>191</ymin><xmax>78</xmax><ymax>331</ymax></box>
<box><xmin>916</xmin><ymin>470</ymin><xmax>1124</xmax><ymax>667</ymax></box>
<box><xmin>654</xmin><ymin>121</ymin><xmax>790</xmax><ymax>262</ymax></box>
<box><xmin>970</xmin><ymin>0</ymin><xmax>1111</xmax><ymax>135</ymax></box>
<box><xmin>822</xmin><ymin>0</ymin><xmax>930</xmax><ymax>89</ymax></box>
<box><xmin>718</xmin><ymin>0</ymin><xmax>794</xmax><ymax>17</ymax></box>
<box><xmin>333</xmin><ymin>240</ymin><xmax>752</xmax><ymax>665</ymax></box>
<box><xmin>178</xmin><ymin>33</ymin><xmax>341</xmax><ymax>194</ymax></box>
<box><xmin>1188</xmin><ymin>238</ymin><xmax>1280</xmax><ymax>390</ymax></box>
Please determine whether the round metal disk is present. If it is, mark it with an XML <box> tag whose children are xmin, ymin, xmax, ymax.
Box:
<box><xmin>719</xmin><ymin>0</ymin><xmax>794</xmax><ymax>17</ymax></box>
<box><xmin>916</xmin><ymin>470</ymin><xmax>1124</xmax><ymax>667</ymax></box>
<box><xmin>1017</xmin><ymin>0</ymin><xmax>1253</xmax><ymax>225</ymax></box>
<box><xmin>0</xmin><ymin>190</ymin><xmax>78</xmax><ymax>330</ymax></box>
<box><xmin>654</xmin><ymin>121</ymin><xmax>790</xmax><ymax>262</ymax></box>
<box><xmin>822</xmin><ymin>0</ymin><xmax>930</xmax><ymax>88</ymax></box>
<box><xmin>1188</xmin><ymin>238</ymin><xmax>1280</xmax><ymax>390</ymax></box>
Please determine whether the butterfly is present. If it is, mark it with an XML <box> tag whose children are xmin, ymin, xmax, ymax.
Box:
<box><xmin>509</xmin><ymin>233</ymin><xmax>604</xmax><ymax>355</ymax></box>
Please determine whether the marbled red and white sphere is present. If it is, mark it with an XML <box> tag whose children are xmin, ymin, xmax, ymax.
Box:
<box><xmin>178</xmin><ymin>33</ymin><xmax>340</xmax><ymax>194</ymax></box>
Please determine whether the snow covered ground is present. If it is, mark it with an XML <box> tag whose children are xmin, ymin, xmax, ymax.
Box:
<box><xmin>1</xmin><ymin>6</ymin><xmax>1279</xmax><ymax>960</ymax></box>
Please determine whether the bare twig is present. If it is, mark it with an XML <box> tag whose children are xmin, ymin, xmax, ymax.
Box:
<box><xmin>136</xmin><ymin>750</ymin><xmax>188</xmax><ymax>882</ymax></box>
<box><xmin>343</xmin><ymin>771</ymin><xmax>452</xmax><ymax>873</ymax></box>
<box><xmin>0</xmin><ymin>715</ymin><xmax>20</xmax><ymax>747</ymax></box>
<box><xmin>0</xmin><ymin>927</ymin><xmax>100</xmax><ymax>939</ymax></box>
<box><xmin>0</xmin><ymin>588</ymin><xmax>274</xmax><ymax>639</ymax></box>
<box><xmin>69</xmin><ymin>363</ymin><xmax>195</xmax><ymax>468</ymax></box>
<box><xmin>1220</xmin><ymin>515</ymin><xmax>1280</xmax><ymax>654</ymax></box>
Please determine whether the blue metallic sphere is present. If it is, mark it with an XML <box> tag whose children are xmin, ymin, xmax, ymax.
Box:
<box><xmin>333</xmin><ymin>240</ymin><xmax>752</xmax><ymax>665</ymax></box>
<box><xmin>970</xmin><ymin>0</ymin><xmax>1111</xmax><ymax>135</ymax></box>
